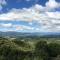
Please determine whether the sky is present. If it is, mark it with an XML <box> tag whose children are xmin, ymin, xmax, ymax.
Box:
<box><xmin>0</xmin><ymin>0</ymin><xmax>60</xmax><ymax>32</ymax></box>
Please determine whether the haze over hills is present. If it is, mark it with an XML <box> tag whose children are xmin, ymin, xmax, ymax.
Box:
<box><xmin>0</xmin><ymin>31</ymin><xmax>60</xmax><ymax>38</ymax></box>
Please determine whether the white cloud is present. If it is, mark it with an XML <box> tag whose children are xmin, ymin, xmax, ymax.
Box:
<box><xmin>0</xmin><ymin>0</ymin><xmax>60</xmax><ymax>32</ymax></box>
<box><xmin>0</xmin><ymin>23</ymin><xmax>12</xmax><ymax>28</ymax></box>
<box><xmin>33</xmin><ymin>4</ymin><xmax>45</xmax><ymax>12</ymax></box>
<box><xmin>0</xmin><ymin>0</ymin><xmax>7</xmax><ymax>10</ymax></box>
<box><xmin>45</xmin><ymin>0</ymin><xmax>60</xmax><ymax>11</ymax></box>
<box><xmin>0</xmin><ymin>0</ymin><xmax>6</xmax><ymax>5</ymax></box>
<box><xmin>0</xmin><ymin>2</ymin><xmax>60</xmax><ymax>21</ymax></box>
<box><xmin>46</xmin><ymin>12</ymin><xmax>60</xmax><ymax>19</ymax></box>
<box><xmin>15</xmin><ymin>25</ymin><xmax>34</xmax><ymax>31</ymax></box>
<box><xmin>0</xmin><ymin>23</ymin><xmax>35</xmax><ymax>32</ymax></box>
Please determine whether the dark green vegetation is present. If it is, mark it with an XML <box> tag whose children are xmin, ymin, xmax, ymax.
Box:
<box><xmin>0</xmin><ymin>37</ymin><xmax>60</xmax><ymax>60</ymax></box>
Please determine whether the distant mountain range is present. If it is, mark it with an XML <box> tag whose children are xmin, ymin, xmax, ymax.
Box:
<box><xmin>0</xmin><ymin>31</ymin><xmax>60</xmax><ymax>38</ymax></box>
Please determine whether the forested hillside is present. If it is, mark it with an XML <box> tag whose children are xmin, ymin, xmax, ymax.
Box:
<box><xmin>0</xmin><ymin>37</ymin><xmax>60</xmax><ymax>60</ymax></box>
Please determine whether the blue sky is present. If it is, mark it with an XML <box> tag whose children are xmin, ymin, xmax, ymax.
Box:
<box><xmin>0</xmin><ymin>0</ymin><xmax>60</xmax><ymax>32</ymax></box>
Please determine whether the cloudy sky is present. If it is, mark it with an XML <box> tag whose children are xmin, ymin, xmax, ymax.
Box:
<box><xmin>0</xmin><ymin>0</ymin><xmax>60</xmax><ymax>32</ymax></box>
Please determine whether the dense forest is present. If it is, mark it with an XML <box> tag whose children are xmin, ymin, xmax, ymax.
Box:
<box><xmin>0</xmin><ymin>37</ymin><xmax>60</xmax><ymax>60</ymax></box>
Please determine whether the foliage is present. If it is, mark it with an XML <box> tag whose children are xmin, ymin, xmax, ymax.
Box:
<box><xmin>0</xmin><ymin>37</ymin><xmax>60</xmax><ymax>60</ymax></box>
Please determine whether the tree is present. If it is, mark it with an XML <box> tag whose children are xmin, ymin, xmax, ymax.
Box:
<box><xmin>48</xmin><ymin>43</ymin><xmax>60</xmax><ymax>57</ymax></box>
<box><xmin>35</xmin><ymin>41</ymin><xmax>48</xmax><ymax>60</ymax></box>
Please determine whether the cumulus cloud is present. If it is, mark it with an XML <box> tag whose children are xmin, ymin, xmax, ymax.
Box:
<box><xmin>0</xmin><ymin>23</ymin><xmax>12</xmax><ymax>28</ymax></box>
<box><xmin>0</xmin><ymin>23</ymin><xmax>35</xmax><ymax>32</ymax></box>
<box><xmin>0</xmin><ymin>0</ymin><xmax>7</xmax><ymax>11</ymax></box>
<box><xmin>15</xmin><ymin>25</ymin><xmax>34</xmax><ymax>31</ymax></box>
<box><xmin>0</xmin><ymin>0</ymin><xmax>60</xmax><ymax>32</ymax></box>
<box><xmin>0</xmin><ymin>0</ymin><xmax>60</xmax><ymax>21</ymax></box>
<box><xmin>46</xmin><ymin>0</ymin><xmax>60</xmax><ymax>9</ymax></box>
